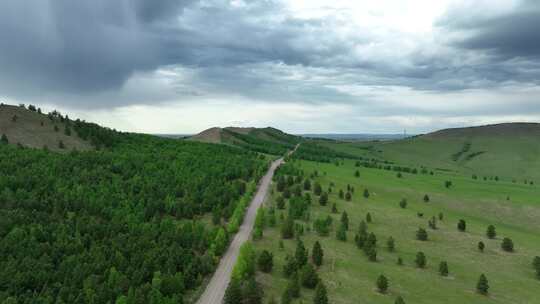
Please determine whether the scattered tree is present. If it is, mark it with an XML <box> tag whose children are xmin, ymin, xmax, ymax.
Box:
<box><xmin>0</xmin><ymin>134</ymin><xmax>8</xmax><ymax>145</ymax></box>
<box><xmin>281</xmin><ymin>216</ymin><xmax>295</xmax><ymax>239</ymax></box>
<box><xmin>319</xmin><ymin>192</ymin><xmax>328</xmax><ymax>206</ymax></box>
<box><xmin>295</xmin><ymin>239</ymin><xmax>308</xmax><ymax>267</ymax></box>
<box><xmin>312</xmin><ymin>241</ymin><xmax>324</xmax><ymax>266</ymax></box>
<box><xmin>376</xmin><ymin>275</ymin><xmax>389</xmax><ymax>293</ymax></box>
<box><xmin>416</xmin><ymin>228</ymin><xmax>428</xmax><ymax>241</ymax></box>
<box><xmin>423</xmin><ymin>194</ymin><xmax>430</xmax><ymax>202</ymax></box>
<box><xmin>478</xmin><ymin>241</ymin><xmax>485</xmax><ymax>252</ymax></box>
<box><xmin>486</xmin><ymin>225</ymin><xmax>497</xmax><ymax>239</ymax></box>
<box><xmin>366</xmin><ymin>212</ymin><xmax>372</xmax><ymax>223</ymax></box>
<box><xmin>340</xmin><ymin>211</ymin><xmax>349</xmax><ymax>230</ymax></box>
<box><xmin>363</xmin><ymin>189</ymin><xmax>370</xmax><ymax>199</ymax></box>
<box><xmin>439</xmin><ymin>261</ymin><xmax>449</xmax><ymax>276</ymax></box>
<box><xmin>313</xmin><ymin>282</ymin><xmax>328</xmax><ymax>304</ymax></box>
<box><xmin>224</xmin><ymin>278</ymin><xmax>243</xmax><ymax>304</ymax></box>
<box><xmin>286</xmin><ymin>272</ymin><xmax>300</xmax><ymax>298</ymax></box>
<box><xmin>355</xmin><ymin>170</ymin><xmax>360</xmax><ymax>177</ymax></box>
<box><xmin>387</xmin><ymin>236</ymin><xmax>395</xmax><ymax>252</ymax></box>
<box><xmin>336</xmin><ymin>223</ymin><xmax>347</xmax><ymax>241</ymax></box>
<box><xmin>397</xmin><ymin>257</ymin><xmax>403</xmax><ymax>266</ymax></box>
<box><xmin>345</xmin><ymin>191</ymin><xmax>352</xmax><ymax>201</ymax></box>
<box><xmin>300</xmin><ymin>263</ymin><xmax>319</xmax><ymax>289</ymax></box>
<box><xmin>457</xmin><ymin>219</ymin><xmax>466</xmax><ymax>232</ymax></box>
<box><xmin>258</xmin><ymin>250</ymin><xmax>274</xmax><ymax>273</ymax></box>
<box><xmin>415</xmin><ymin>252</ymin><xmax>426</xmax><ymax>268</ymax></box>
<box><xmin>314</xmin><ymin>183</ymin><xmax>322</xmax><ymax>196</ymax></box>
<box><xmin>395</xmin><ymin>296</ymin><xmax>405</xmax><ymax>304</ymax></box>
<box><xmin>399</xmin><ymin>198</ymin><xmax>407</xmax><ymax>209</ymax></box>
<box><xmin>501</xmin><ymin>237</ymin><xmax>514</xmax><ymax>252</ymax></box>
<box><xmin>476</xmin><ymin>274</ymin><xmax>489</xmax><ymax>295</ymax></box>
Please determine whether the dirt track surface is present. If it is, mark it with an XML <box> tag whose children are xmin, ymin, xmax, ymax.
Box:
<box><xmin>195</xmin><ymin>157</ymin><xmax>285</xmax><ymax>304</ymax></box>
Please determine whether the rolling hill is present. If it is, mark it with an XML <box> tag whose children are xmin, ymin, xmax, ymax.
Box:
<box><xmin>331</xmin><ymin>123</ymin><xmax>540</xmax><ymax>181</ymax></box>
<box><xmin>0</xmin><ymin>104</ymin><xmax>93</xmax><ymax>151</ymax></box>
<box><xmin>190</xmin><ymin>126</ymin><xmax>301</xmax><ymax>155</ymax></box>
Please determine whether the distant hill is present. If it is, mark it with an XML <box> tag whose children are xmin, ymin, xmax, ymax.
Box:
<box><xmin>360</xmin><ymin>122</ymin><xmax>540</xmax><ymax>180</ymax></box>
<box><xmin>190</xmin><ymin>126</ymin><xmax>301</xmax><ymax>155</ymax></box>
<box><xmin>0</xmin><ymin>104</ymin><xmax>94</xmax><ymax>151</ymax></box>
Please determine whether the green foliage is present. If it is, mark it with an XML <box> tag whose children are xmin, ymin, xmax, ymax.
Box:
<box><xmin>232</xmin><ymin>242</ymin><xmax>257</xmax><ymax>281</ymax></box>
<box><xmin>363</xmin><ymin>188</ymin><xmax>370</xmax><ymax>198</ymax></box>
<box><xmin>366</xmin><ymin>212</ymin><xmax>372</xmax><ymax>223</ymax></box>
<box><xmin>313</xmin><ymin>282</ymin><xmax>328</xmax><ymax>304</ymax></box>
<box><xmin>314</xmin><ymin>182</ymin><xmax>322</xmax><ymax>196</ymax></box>
<box><xmin>224</xmin><ymin>278</ymin><xmax>243</xmax><ymax>304</ymax></box>
<box><xmin>395</xmin><ymin>296</ymin><xmax>406</xmax><ymax>304</ymax></box>
<box><xmin>399</xmin><ymin>198</ymin><xmax>407</xmax><ymax>208</ymax></box>
<box><xmin>423</xmin><ymin>194</ymin><xmax>430</xmax><ymax>202</ymax></box>
<box><xmin>313</xmin><ymin>217</ymin><xmax>330</xmax><ymax>236</ymax></box>
<box><xmin>336</xmin><ymin>222</ymin><xmax>347</xmax><ymax>241</ymax></box>
<box><xmin>478</xmin><ymin>241</ymin><xmax>485</xmax><ymax>252</ymax></box>
<box><xmin>0</xmin><ymin>134</ymin><xmax>8</xmax><ymax>144</ymax></box>
<box><xmin>416</xmin><ymin>227</ymin><xmax>428</xmax><ymax>241</ymax></box>
<box><xmin>312</xmin><ymin>241</ymin><xmax>324</xmax><ymax>266</ymax></box>
<box><xmin>319</xmin><ymin>192</ymin><xmax>328</xmax><ymax>206</ymax></box>
<box><xmin>457</xmin><ymin>219</ymin><xmax>467</xmax><ymax>232</ymax></box>
<box><xmin>340</xmin><ymin>211</ymin><xmax>349</xmax><ymax>230</ymax></box>
<box><xmin>476</xmin><ymin>274</ymin><xmax>489</xmax><ymax>295</ymax></box>
<box><xmin>387</xmin><ymin>236</ymin><xmax>395</xmax><ymax>252</ymax></box>
<box><xmin>283</xmin><ymin>255</ymin><xmax>297</xmax><ymax>278</ymax></box>
<box><xmin>254</xmin><ymin>207</ymin><xmax>266</xmax><ymax>240</ymax></box>
<box><xmin>281</xmin><ymin>216</ymin><xmax>295</xmax><ymax>239</ymax></box>
<box><xmin>439</xmin><ymin>261</ymin><xmax>449</xmax><ymax>276</ymax></box>
<box><xmin>295</xmin><ymin>239</ymin><xmax>308</xmax><ymax>267</ymax></box>
<box><xmin>376</xmin><ymin>275</ymin><xmax>389</xmax><ymax>293</ymax></box>
<box><xmin>501</xmin><ymin>237</ymin><xmax>514</xmax><ymax>252</ymax></box>
<box><xmin>415</xmin><ymin>252</ymin><xmax>427</xmax><ymax>268</ymax></box>
<box><xmin>244</xmin><ymin>278</ymin><xmax>263</xmax><ymax>304</ymax></box>
<box><xmin>486</xmin><ymin>225</ymin><xmax>497</xmax><ymax>239</ymax></box>
<box><xmin>258</xmin><ymin>250</ymin><xmax>274</xmax><ymax>273</ymax></box>
<box><xmin>0</xmin><ymin>133</ymin><xmax>266</xmax><ymax>302</ymax></box>
<box><xmin>286</xmin><ymin>273</ymin><xmax>301</xmax><ymax>298</ymax></box>
<box><xmin>300</xmin><ymin>263</ymin><xmax>319</xmax><ymax>289</ymax></box>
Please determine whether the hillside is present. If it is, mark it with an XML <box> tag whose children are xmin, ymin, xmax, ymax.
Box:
<box><xmin>0</xmin><ymin>104</ymin><xmax>93</xmax><ymax>151</ymax></box>
<box><xmin>190</xmin><ymin>126</ymin><xmax>301</xmax><ymax>155</ymax></box>
<box><xmin>337</xmin><ymin>123</ymin><xmax>540</xmax><ymax>181</ymax></box>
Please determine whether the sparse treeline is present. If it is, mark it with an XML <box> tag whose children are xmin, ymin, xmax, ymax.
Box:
<box><xmin>0</xmin><ymin>133</ymin><xmax>269</xmax><ymax>303</ymax></box>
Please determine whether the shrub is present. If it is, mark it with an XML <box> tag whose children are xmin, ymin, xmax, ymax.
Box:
<box><xmin>258</xmin><ymin>250</ymin><xmax>273</xmax><ymax>273</ymax></box>
<box><xmin>439</xmin><ymin>261</ymin><xmax>449</xmax><ymax>276</ymax></box>
<box><xmin>313</xmin><ymin>282</ymin><xmax>328</xmax><ymax>304</ymax></box>
<box><xmin>457</xmin><ymin>219</ymin><xmax>466</xmax><ymax>232</ymax></box>
<box><xmin>276</xmin><ymin>196</ymin><xmax>285</xmax><ymax>209</ymax></box>
<box><xmin>286</xmin><ymin>272</ymin><xmax>300</xmax><ymax>298</ymax></box>
<box><xmin>415</xmin><ymin>252</ymin><xmax>426</xmax><ymax>268</ymax></box>
<box><xmin>295</xmin><ymin>239</ymin><xmax>308</xmax><ymax>267</ymax></box>
<box><xmin>399</xmin><ymin>198</ymin><xmax>407</xmax><ymax>209</ymax></box>
<box><xmin>345</xmin><ymin>191</ymin><xmax>352</xmax><ymax>201</ymax></box>
<box><xmin>486</xmin><ymin>225</ymin><xmax>496</xmax><ymax>239</ymax></box>
<box><xmin>336</xmin><ymin>223</ymin><xmax>347</xmax><ymax>241</ymax></box>
<box><xmin>0</xmin><ymin>134</ymin><xmax>8</xmax><ymax>144</ymax></box>
<box><xmin>416</xmin><ymin>228</ymin><xmax>428</xmax><ymax>241</ymax></box>
<box><xmin>312</xmin><ymin>241</ymin><xmax>324</xmax><ymax>266</ymax></box>
<box><xmin>224</xmin><ymin>278</ymin><xmax>242</xmax><ymax>304</ymax></box>
<box><xmin>397</xmin><ymin>257</ymin><xmax>403</xmax><ymax>266</ymax></box>
<box><xmin>340</xmin><ymin>211</ymin><xmax>349</xmax><ymax>230</ymax></box>
<box><xmin>376</xmin><ymin>275</ymin><xmax>388</xmax><ymax>293</ymax></box>
<box><xmin>363</xmin><ymin>189</ymin><xmax>370</xmax><ymax>199</ymax></box>
<box><xmin>423</xmin><ymin>194</ymin><xmax>430</xmax><ymax>202</ymax></box>
<box><xmin>501</xmin><ymin>237</ymin><xmax>514</xmax><ymax>252</ymax></box>
<box><xmin>281</xmin><ymin>216</ymin><xmax>295</xmax><ymax>239</ymax></box>
<box><xmin>366</xmin><ymin>212</ymin><xmax>372</xmax><ymax>223</ymax></box>
<box><xmin>478</xmin><ymin>241</ymin><xmax>485</xmax><ymax>252</ymax></box>
<box><xmin>395</xmin><ymin>296</ymin><xmax>405</xmax><ymax>304</ymax></box>
<box><xmin>387</xmin><ymin>236</ymin><xmax>395</xmax><ymax>252</ymax></box>
<box><xmin>319</xmin><ymin>192</ymin><xmax>328</xmax><ymax>206</ymax></box>
<box><xmin>283</xmin><ymin>255</ymin><xmax>297</xmax><ymax>278</ymax></box>
<box><xmin>300</xmin><ymin>263</ymin><xmax>319</xmax><ymax>289</ymax></box>
<box><xmin>476</xmin><ymin>274</ymin><xmax>489</xmax><ymax>295</ymax></box>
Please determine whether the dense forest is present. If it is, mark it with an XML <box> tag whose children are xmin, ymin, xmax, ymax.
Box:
<box><xmin>0</xmin><ymin>131</ymin><xmax>269</xmax><ymax>303</ymax></box>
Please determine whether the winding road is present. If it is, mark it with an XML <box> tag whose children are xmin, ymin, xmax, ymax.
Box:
<box><xmin>196</xmin><ymin>146</ymin><xmax>297</xmax><ymax>304</ymax></box>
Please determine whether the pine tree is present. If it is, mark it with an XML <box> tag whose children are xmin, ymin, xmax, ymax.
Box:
<box><xmin>276</xmin><ymin>196</ymin><xmax>285</xmax><ymax>209</ymax></box>
<box><xmin>281</xmin><ymin>216</ymin><xmax>294</xmax><ymax>239</ymax></box>
<box><xmin>423</xmin><ymin>194</ymin><xmax>430</xmax><ymax>202</ymax></box>
<box><xmin>355</xmin><ymin>170</ymin><xmax>360</xmax><ymax>177</ymax></box>
<box><xmin>287</xmin><ymin>272</ymin><xmax>300</xmax><ymax>298</ymax></box>
<box><xmin>283</xmin><ymin>255</ymin><xmax>297</xmax><ymax>278</ymax></box>
<box><xmin>58</xmin><ymin>140</ymin><xmax>65</xmax><ymax>149</ymax></box>
<box><xmin>339</xmin><ymin>189</ymin><xmax>344</xmax><ymax>199</ymax></box>
<box><xmin>244</xmin><ymin>278</ymin><xmax>263</xmax><ymax>304</ymax></box>
<box><xmin>313</xmin><ymin>282</ymin><xmax>328</xmax><ymax>304</ymax></box>
<box><xmin>395</xmin><ymin>296</ymin><xmax>406</xmax><ymax>304</ymax></box>
<box><xmin>331</xmin><ymin>203</ymin><xmax>337</xmax><ymax>213</ymax></box>
<box><xmin>457</xmin><ymin>219</ymin><xmax>466</xmax><ymax>232</ymax></box>
<box><xmin>314</xmin><ymin>183</ymin><xmax>322</xmax><ymax>196</ymax></box>
<box><xmin>0</xmin><ymin>134</ymin><xmax>8</xmax><ymax>144</ymax></box>
<box><xmin>438</xmin><ymin>212</ymin><xmax>444</xmax><ymax>221</ymax></box>
<box><xmin>345</xmin><ymin>191</ymin><xmax>352</xmax><ymax>201</ymax></box>
<box><xmin>399</xmin><ymin>198</ymin><xmax>407</xmax><ymax>209</ymax></box>
<box><xmin>363</xmin><ymin>189</ymin><xmax>370</xmax><ymax>199</ymax></box>
<box><xmin>397</xmin><ymin>257</ymin><xmax>403</xmax><ymax>266</ymax></box>
<box><xmin>501</xmin><ymin>237</ymin><xmax>514</xmax><ymax>252</ymax></box>
<box><xmin>304</xmin><ymin>179</ymin><xmax>311</xmax><ymax>191</ymax></box>
<box><xmin>224</xmin><ymin>278</ymin><xmax>243</xmax><ymax>304</ymax></box>
<box><xmin>319</xmin><ymin>192</ymin><xmax>328</xmax><ymax>206</ymax></box>
<box><xmin>376</xmin><ymin>275</ymin><xmax>389</xmax><ymax>293</ymax></box>
<box><xmin>486</xmin><ymin>225</ymin><xmax>497</xmax><ymax>239</ymax></box>
<box><xmin>439</xmin><ymin>261</ymin><xmax>449</xmax><ymax>276</ymax></box>
<box><xmin>387</xmin><ymin>236</ymin><xmax>395</xmax><ymax>252</ymax></box>
<box><xmin>312</xmin><ymin>241</ymin><xmax>324</xmax><ymax>266</ymax></box>
<box><xmin>336</xmin><ymin>223</ymin><xmax>347</xmax><ymax>241</ymax></box>
<box><xmin>280</xmin><ymin>290</ymin><xmax>292</xmax><ymax>304</ymax></box>
<box><xmin>478</xmin><ymin>241</ymin><xmax>485</xmax><ymax>252</ymax></box>
<box><xmin>295</xmin><ymin>239</ymin><xmax>308</xmax><ymax>267</ymax></box>
<box><xmin>476</xmin><ymin>274</ymin><xmax>489</xmax><ymax>295</ymax></box>
<box><xmin>416</xmin><ymin>227</ymin><xmax>428</xmax><ymax>241</ymax></box>
<box><xmin>366</xmin><ymin>212</ymin><xmax>372</xmax><ymax>223</ymax></box>
<box><xmin>415</xmin><ymin>252</ymin><xmax>426</xmax><ymax>268</ymax></box>
<box><xmin>300</xmin><ymin>263</ymin><xmax>319</xmax><ymax>289</ymax></box>
<box><xmin>258</xmin><ymin>250</ymin><xmax>274</xmax><ymax>273</ymax></box>
<box><xmin>340</xmin><ymin>211</ymin><xmax>349</xmax><ymax>230</ymax></box>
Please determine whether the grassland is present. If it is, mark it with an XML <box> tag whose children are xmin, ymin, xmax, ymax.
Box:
<box><xmin>253</xmin><ymin>154</ymin><xmax>540</xmax><ymax>303</ymax></box>
<box><xmin>318</xmin><ymin>123</ymin><xmax>540</xmax><ymax>182</ymax></box>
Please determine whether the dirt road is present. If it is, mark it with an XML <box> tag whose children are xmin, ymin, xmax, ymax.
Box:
<box><xmin>195</xmin><ymin>156</ymin><xmax>285</xmax><ymax>304</ymax></box>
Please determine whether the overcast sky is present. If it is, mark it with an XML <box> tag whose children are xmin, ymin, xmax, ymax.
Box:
<box><xmin>1</xmin><ymin>0</ymin><xmax>539</xmax><ymax>134</ymax></box>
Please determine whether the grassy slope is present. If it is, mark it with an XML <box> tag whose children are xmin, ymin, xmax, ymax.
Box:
<box><xmin>322</xmin><ymin>123</ymin><xmax>540</xmax><ymax>181</ymax></box>
<box><xmin>0</xmin><ymin>104</ymin><xmax>93</xmax><ymax>151</ymax></box>
<box><xmin>254</xmin><ymin>158</ymin><xmax>540</xmax><ymax>304</ymax></box>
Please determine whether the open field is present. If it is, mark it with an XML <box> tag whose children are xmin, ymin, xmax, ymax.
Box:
<box><xmin>253</xmin><ymin>154</ymin><xmax>540</xmax><ymax>303</ymax></box>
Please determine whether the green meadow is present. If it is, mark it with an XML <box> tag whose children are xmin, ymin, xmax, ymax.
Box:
<box><xmin>253</xmin><ymin>155</ymin><xmax>540</xmax><ymax>304</ymax></box>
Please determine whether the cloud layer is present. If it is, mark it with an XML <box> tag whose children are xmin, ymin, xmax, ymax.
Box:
<box><xmin>1</xmin><ymin>0</ymin><xmax>539</xmax><ymax>133</ymax></box>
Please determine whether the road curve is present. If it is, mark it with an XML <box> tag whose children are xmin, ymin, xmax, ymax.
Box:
<box><xmin>196</xmin><ymin>157</ymin><xmax>285</xmax><ymax>304</ymax></box>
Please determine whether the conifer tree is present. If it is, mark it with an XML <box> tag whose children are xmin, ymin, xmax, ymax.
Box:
<box><xmin>224</xmin><ymin>278</ymin><xmax>242</xmax><ymax>304</ymax></box>
<box><xmin>501</xmin><ymin>237</ymin><xmax>514</xmax><ymax>252</ymax></box>
<box><xmin>387</xmin><ymin>236</ymin><xmax>395</xmax><ymax>252</ymax></box>
<box><xmin>423</xmin><ymin>194</ymin><xmax>430</xmax><ymax>202</ymax></box>
<box><xmin>363</xmin><ymin>189</ymin><xmax>370</xmax><ymax>199</ymax></box>
<box><xmin>395</xmin><ymin>296</ymin><xmax>405</xmax><ymax>304</ymax></box>
<box><xmin>415</xmin><ymin>252</ymin><xmax>426</xmax><ymax>268</ymax></box>
<box><xmin>478</xmin><ymin>241</ymin><xmax>485</xmax><ymax>252</ymax></box>
<box><xmin>486</xmin><ymin>225</ymin><xmax>497</xmax><ymax>239</ymax></box>
<box><xmin>244</xmin><ymin>278</ymin><xmax>263</xmax><ymax>304</ymax></box>
<box><xmin>399</xmin><ymin>198</ymin><xmax>407</xmax><ymax>209</ymax></box>
<box><xmin>283</xmin><ymin>255</ymin><xmax>297</xmax><ymax>278</ymax></box>
<box><xmin>439</xmin><ymin>261</ymin><xmax>449</xmax><ymax>276</ymax></box>
<box><xmin>376</xmin><ymin>275</ymin><xmax>389</xmax><ymax>293</ymax></box>
<box><xmin>295</xmin><ymin>239</ymin><xmax>308</xmax><ymax>267</ymax></box>
<box><xmin>312</xmin><ymin>241</ymin><xmax>324</xmax><ymax>266</ymax></box>
<box><xmin>300</xmin><ymin>263</ymin><xmax>319</xmax><ymax>289</ymax></box>
<box><xmin>476</xmin><ymin>274</ymin><xmax>489</xmax><ymax>295</ymax></box>
<box><xmin>313</xmin><ymin>282</ymin><xmax>328</xmax><ymax>304</ymax></box>
<box><xmin>319</xmin><ymin>192</ymin><xmax>328</xmax><ymax>206</ymax></box>
<box><xmin>0</xmin><ymin>134</ymin><xmax>8</xmax><ymax>144</ymax></box>
<box><xmin>341</xmin><ymin>211</ymin><xmax>349</xmax><ymax>230</ymax></box>
<box><xmin>314</xmin><ymin>183</ymin><xmax>322</xmax><ymax>196</ymax></box>
<box><xmin>345</xmin><ymin>191</ymin><xmax>352</xmax><ymax>201</ymax></box>
<box><xmin>336</xmin><ymin>223</ymin><xmax>347</xmax><ymax>241</ymax></box>
<box><xmin>331</xmin><ymin>203</ymin><xmax>338</xmax><ymax>213</ymax></box>
<box><xmin>416</xmin><ymin>227</ymin><xmax>428</xmax><ymax>241</ymax></box>
<box><xmin>287</xmin><ymin>272</ymin><xmax>300</xmax><ymax>298</ymax></box>
<box><xmin>457</xmin><ymin>219</ymin><xmax>466</xmax><ymax>232</ymax></box>
<box><xmin>366</xmin><ymin>212</ymin><xmax>372</xmax><ymax>223</ymax></box>
<box><xmin>258</xmin><ymin>250</ymin><xmax>274</xmax><ymax>273</ymax></box>
<box><xmin>339</xmin><ymin>189</ymin><xmax>344</xmax><ymax>199</ymax></box>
